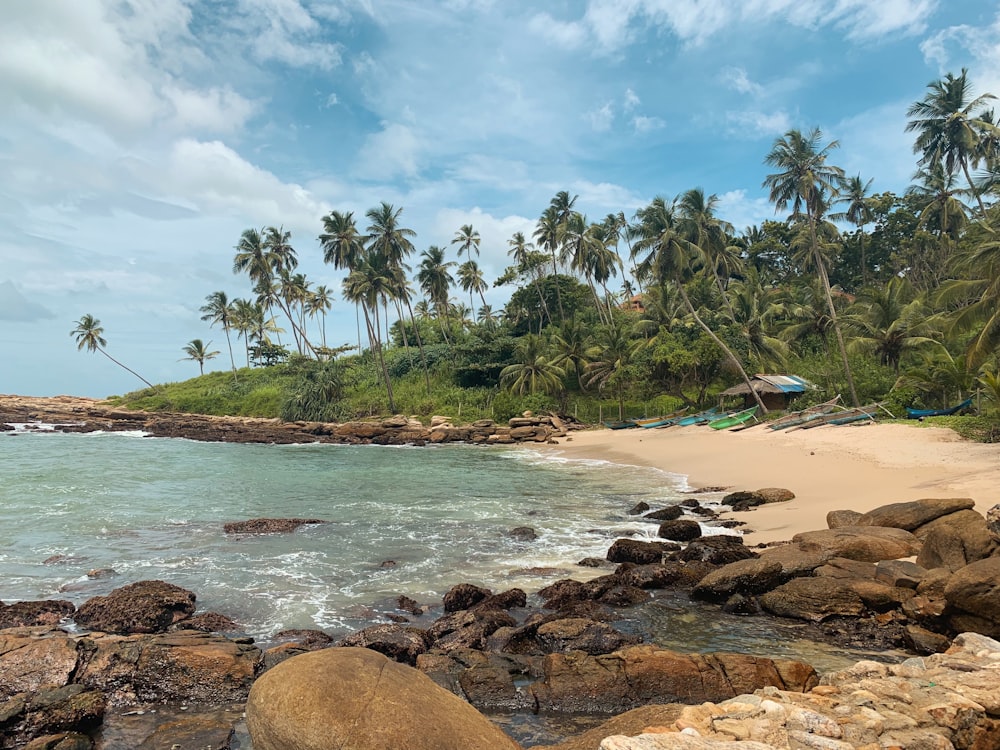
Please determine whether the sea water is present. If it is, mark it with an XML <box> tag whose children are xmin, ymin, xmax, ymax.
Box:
<box><xmin>1</xmin><ymin>430</ymin><xmax>897</xmax><ymax>669</ymax></box>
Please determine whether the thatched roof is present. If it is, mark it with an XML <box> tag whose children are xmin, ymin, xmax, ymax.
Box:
<box><xmin>719</xmin><ymin>374</ymin><xmax>814</xmax><ymax>397</ymax></box>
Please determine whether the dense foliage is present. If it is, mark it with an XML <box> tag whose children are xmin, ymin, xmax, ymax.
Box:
<box><xmin>101</xmin><ymin>70</ymin><xmax>1000</xmax><ymax>435</ymax></box>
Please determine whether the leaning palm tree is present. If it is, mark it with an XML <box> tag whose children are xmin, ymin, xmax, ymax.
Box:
<box><xmin>764</xmin><ymin>127</ymin><xmax>858</xmax><ymax>406</ymax></box>
<box><xmin>180</xmin><ymin>339</ymin><xmax>220</xmax><ymax>376</ymax></box>
<box><xmin>631</xmin><ymin>196</ymin><xmax>767</xmax><ymax>413</ymax></box>
<box><xmin>343</xmin><ymin>260</ymin><xmax>396</xmax><ymax>413</ymax></box>
<box><xmin>906</xmin><ymin>68</ymin><xmax>997</xmax><ymax>217</ymax></box>
<box><xmin>199</xmin><ymin>291</ymin><xmax>238</xmax><ymax>382</ymax></box>
<box><xmin>451</xmin><ymin>224</ymin><xmax>481</xmax><ymax>258</ymax></box>
<box><xmin>319</xmin><ymin>209</ymin><xmax>365</xmax><ymax>352</ymax></box>
<box><xmin>70</xmin><ymin>314</ymin><xmax>156</xmax><ymax>390</ymax></box>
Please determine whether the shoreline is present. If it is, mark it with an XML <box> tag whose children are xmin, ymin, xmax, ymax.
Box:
<box><xmin>543</xmin><ymin>421</ymin><xmax>1000</xmax><ymax>545</ymax></box>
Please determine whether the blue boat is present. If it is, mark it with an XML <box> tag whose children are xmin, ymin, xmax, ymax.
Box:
<box><xmin>674</xmin><ymin>407</ymin><xmax>721</xmax><ymax>426</ymax></box>
<box><xmin>906</xmin><ymin>398</ymin><xmax>973</xmax><ymax>419</ymax></box>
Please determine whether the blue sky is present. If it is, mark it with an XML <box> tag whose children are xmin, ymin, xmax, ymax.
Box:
<box><xmin>1</xmin><ymin>0</ymin><xmax>997</xmax><ymax>398</ymax></box>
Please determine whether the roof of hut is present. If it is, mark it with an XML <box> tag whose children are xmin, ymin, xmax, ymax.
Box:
<box><xmin>719</xmin><ymin>374</ymin><xmax>815</xmax><ymax>397</ymax></box>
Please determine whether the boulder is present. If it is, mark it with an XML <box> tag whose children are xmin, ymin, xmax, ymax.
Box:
<box><xmin>246</xmin><ymin>647</ymin><xmax>521</xmax><ymax>750</ymax></box>
<box><xmin>628</xmin><ymin>502</ymin><xmax>650</xmax><ymax>516</ymax></box>
<box><xmin>944</xmin><ymin>557</ymin><xmax>1000</xmax><ymax>633</ymax></box>
<box><xmin>657</xmin><ymin>520</ymin><xmax>702</xmax><ymax>542</ymax></box>
<box><xmin>987</xmin><ymin>504</ymin><xmax>1000</xmax><ymax>543</ymax></box>
<box><xmin>691</xmin><ymin>559</ymin><xmax>786</xmax><ymax>602</ymax></box>
<box><xmin>534</xmin><ymin>618</ymin><xmax>641</xmax><ymax>655</ymax></box>
<box><xmin>415</xmin><ymin>648</ymin><xmax>533</xmax><ymax>712</ymax></box>
<box><xmin>671</xmin><ymin>536</ymin><xmax>756</xmax><ymax>565</ymax></box>
<box><xmin>607</xmin><ymin>539</ymin><xmax>678</xmax><ymax>565</ymax></box>
<box><xmin>177</xmin><ymin>611</ymin><xmax>239</xmax><ymax>633</ymax></box>
<box><xmin>614</xmin><ymin>562</ymin><xmax>713</xmax><ymax>590</ymax></box>
<box><xmin>856</xmin><ymin>498</ymin><xmax>975</xmax><ymax>531</ymax></box>
<box><xmin>74</xmin><ymin>580</ymin><xmax>196</xmax><ymax>634</ymax></box>
<box><xmin>0</xmin><ymin>685</ymin><xmax>105</xmax><ymax>749</ymax></box>
<box><xmin>337</xmin><ymin>624</ymin><xmax>431</xmax><ymax>665</ymax></box>
<box><xmin>473</xmin><ymin>588</ymin><xmax>527</xmax><ymax>612</ymax></box>
<box><xmin>826</xmin><ymin>509</ymin><xmax>863</xmax><ymax>529</ymax></box>
<box><xmin>528</xmin><ymin>645</ymin><xmax>817</xmax><ymax>714</ymax></box>
<box><xmin>508</xmin><ymin>526</ymin><xmax>537</xmax><ymax>542</ymax></box>
<box><xmin>916</xmin><ymin>510</ymin><xmax>997</xmax><ymax>571</ymax></box>
<box><xmin>759</xmin><ymin>577</ymin><xmax>866</xmax><ymax>622</ymax></box>
<box><xmin>0</xmin><ymin>600</ymin><xmax>75</xmax><ymax>629</ymax></box>
<box><xmin>426</xmin><ymin>609</ymin><xmax>517</xmax><ymax>652</ymax></box>
<box><xmin>222</xmin><ymin>518</ymin><xmax>325</xmax><ymax>534</ymax></box>
<box><xmin>442</xmin><ymin>583</ymin><xmax>492</xmax><ymax>612</ymax></box>
<box><xmin>774</xmin><ymin>527</ymin><xmax>921</xmax><ymax>571</ymax></box>
<box><xmin>643</xmin><ymin>506</ymin><xmax>683</xmax><ymax>522</ymax></box>
<box><xmin>874</xmin><ymin>559</ymin><xmax>927</xmax><ymax>589</ymax></box>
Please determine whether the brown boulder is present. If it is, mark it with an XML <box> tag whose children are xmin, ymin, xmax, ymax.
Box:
<box><xmin>0</xmin><ymin>628</ymin><xmax>80</xmax><ymax>699</ymax></box>
<box><xmin>759</xmin><ymin>577</ymin><xmax>866</xmax><ymax>622</ymax></box>
<box><xmin>754</xmin><ymin>488</ymin><xmax>795</xmax><ymax>504</ymax></box>
<box><xmin>691</xmin><ymin>558</ymin><xmax>786</xmax><ymax>602</ymax></box>
<box><xmin>607</xmin><ymin>539</ymin><xmax>677</xmax><ymax>565</ymax></box>
<box><xmin>0</xmin><ymin>601</ymin><xmax>75</xmax><ymax>629</ymax></box>
<box><xmin>856</xmin><ymin>497</ymin><xmax>975</xmax><ymax>531</ymax></box>
<box><xmin>944</xmin><ymin>557</ymin><xmax>1000</xmax><ymax>631</ymax></box>
<box><xmin>534</xmin><ymin>618</ymin><xmax>640</xmax><ymax>655</ymax></box>
<box><xmin>917</xmin><ymin>510</ymin><xmax>997</xmax><ymax>571</ymax></box>
<box><xmin>987</xmin><ymin>504</ymin><xmax>1000</xmax><ymax>543</ymax></box>
<box><xmin>443</xmin><ymin>583</ymin><xmax>492</xmax><ymax>612</ymax></box>
<box><xmin>74</xmin><ymin>581</ymin><xmax>196</xmax><ymax>634</ymax></box>
<box><xmin>785</xmin><ymin>526</ymin><xmax>921</xmax><ymax>565</ymax></box>
<box><xmin>426</xmin><ymin>609</ymin><xmax>517</xmax><ymax>652</ymax></box>
<box><xmin>643</xmin><ymin>506</ymin><xmax>683</xmax><ymax>522</ymax></box>
<box><xmin>222</xmin><ymin>518</ymin><xmax>325</xmax><ymax>534</ymax></box>
<box><xmin>826</xmin><ymin>509</ymin><xmax>863</xmax><ymax>528</ymax></box>
<box><xmin>337</xmin><ymin>624</ymin><xmax>431</xmax><ymax>665</ymax></box>
<box><xmin>415</xmin><ymin>649</ymin><xmax>532</xmax><ymax>712</ymax></box>
<box><xmin>246</xmin><ymin>647</ymin><xmax>521</xmax><ymax>750</ymax></box>
<box><xmin>528</xmin><ymin>645</ymin><xmax>817</xmax><ymax>714</ymax></box>
<box><xmin>656</xmin><ymin>520</ymin><xmax>702</xmax><ymax>542</ymax></box>
<box><xmin>0</xmin><ymin>685</ymin><xmax>105</xmax><ymax>750</ymax></box>
<box><xmin>672</xmin><ymin>536</ymin><xmax>756</xmax><ymax>565</ymax></box>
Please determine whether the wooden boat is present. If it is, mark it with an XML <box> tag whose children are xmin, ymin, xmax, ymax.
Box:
<box><xmin>674</xmin><ymin>407</ymin><xmax>721</xmax><ymax>426</ymax></box>
<box><xmin>708</xmin><ymin>406</ymin><xmax>759</xmax><ymax>430</ymax></box>
<box><xmin>634</xmin><ymin>408</ymin><xmax>689</xmax><ymax>429</ymax></box>
<box><xmin>906</xmin><ymin>397</ymin><xmax>973</xmax><ymax>419</ymax></box>
<box><xmin>603</xmin><ymin>419</ymin><xmax>638</xmax><ymax>430</ymax></box>
<box><xmin>767</xmin><ymin>396</ymin><xmax>841</xmax><ymax>431</ymax></box>
<box><xmin>795</xmin><ymin>403</ymin><xmax>882</xmax><ymax>429</ymax></box>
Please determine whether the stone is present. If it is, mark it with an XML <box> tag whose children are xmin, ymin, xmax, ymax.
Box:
<box><xmin>222</xmin><ymin>518</ymin><xmax>325</xmax><ymax>534</ymax></box>
<box><xmin>0</xmin><ymin>600</ymin><xmax>75</xmax><ymax>629</ymax></box>
<box><xmin>246</xmin><ymin>647</ymin><xmax>521</xmax><ymax>750</ymax></box>
<box><xmin>826</xmin><ymin>509</ymin><xmax>863</xmax><ymax>529</ymax></box>
<box><xmin>987</xmin><ymin>504</ymin><xmax>1000</xmax><ymax>543</ymax></box>
<box><xmin>542</xmin><ymin>705</ymin><xmax>685</xmax><ymax>750</ymax></box>
<box><xmin>607</xmin><ymin>539</ymin><xmax>678</xmax><ymax>565</ymax></box>
<box><xmin>759</xmin><ymin>577</ymin><xmax>866</xmax><ymax>622</ymax></box>
<box><xmin>644</xmin><ymin>506</ymin><xmax>683</xmax><ymax>522</ymax></box>
<box><xmin>508</xmin><ymin>526</ymin><xmax>537</xmax><ymax>542</ymax></box>
<box><xmin>691</xmin><ymin>559</ymin><xmax>786</xmax><ymax>602</ymax></box>
<box><xmin>753</xmin><ymin>488</ymin><xmax>795</xmax><ymax>504</ymax></box>
<box><xmin>856</xmin><ymin>498</ymin><xmax>975</xmax><ymax>532</ymax></box>
<box><xmin>672</xmin><ymin>536</ymin><xmax>756</xmax><ymax>565</ymax></box>
<box><xmin>337</xmin><ymin>624</ymin><xmax>431</xmax><ymax>665</ymax></box>
<box><xmin>177</xmin><ymin>611</ymin><xmax>239</xmax><ymax>632</ymax></box>
<box><xmin>657</xmin><ymin>520</ymin><xmax>702</xmax><ymax>542</ymax></box>
<box><xmin>0</xmin><ymin>685</ymin><xmax>105</xmax><ymax>748</ymax></box>
<box><xmin>916</xmin><ymin>510</ymin><xmax>996</xmax><ymax>571</ymax></box>
<box><xmin>426</xmin><ymin>609</ymin><xmax>516</xmax><ymax>652</ymax></box>
<box><xmin>74</xmin><ymin>580</ymin><xmax>196</xmax><ymax>634</ymax></box>
<box><xmin>534</xmin><ymin>618</ymin><xmax>641</xmax><ymax>655</ymax></box>
<box><xmin>628</xmin><ymin>502</ymin><xmax>651</xmax><ymax>516</ymax></box>
<box><xmin>875</xmin><ymin>559</ymin><xmax>927</xmax><ymax>589</ymax></box>
<box><xmin>442</xmin><ymin>583</ymin><xmax>492</xmax><ymax>612</ymax></box>
<box><xmin>944</xmin><ymin>557</ymin><xmax>1000</xmax><ymax>631</ymax></box>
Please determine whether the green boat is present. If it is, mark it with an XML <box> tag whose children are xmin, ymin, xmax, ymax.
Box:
<box><xmin>674</xmin><ymin>407</ymin><xmax>720</xmax><ymax>426</ymax></box>
<box><xmin>707</xmin><ymin>406</ymin><xmax>759</xmax><ymax>430</ymax></box>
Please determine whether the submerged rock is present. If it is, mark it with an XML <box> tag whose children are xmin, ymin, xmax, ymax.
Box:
<box><xmin>222</xmin><ymin>518</ymin><xmax>325</xmax><ymax>534</ymax></box>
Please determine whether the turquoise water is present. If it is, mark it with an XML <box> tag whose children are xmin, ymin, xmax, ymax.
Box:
<box><xmin>0</xmin><ymin>430</ymin><xmax>690</xmax><ymax>640</ymax></box>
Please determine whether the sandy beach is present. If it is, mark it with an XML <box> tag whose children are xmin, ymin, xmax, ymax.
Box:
<box><xmin>548</xmin><ymin>421</ymin><xmax>1000</xmax><ymax>545</ymax></box>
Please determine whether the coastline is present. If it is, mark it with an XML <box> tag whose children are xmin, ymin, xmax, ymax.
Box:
<box><xmin>543</xmin><ymin>421</ymin><xmax>1000</xmax><ymax>545</ymax></box>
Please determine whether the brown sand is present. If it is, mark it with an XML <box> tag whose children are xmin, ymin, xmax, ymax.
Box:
<box><xmin>546</xmin><ymin>422</ymin><xmax>999</xmax><ymax>544</ymax></box>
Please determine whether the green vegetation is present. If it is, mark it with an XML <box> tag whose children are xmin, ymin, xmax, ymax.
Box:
<box><xmin>91</xmin><ymin>70</ymin><xmax>1000</xmax><ymax>438</ymax></box>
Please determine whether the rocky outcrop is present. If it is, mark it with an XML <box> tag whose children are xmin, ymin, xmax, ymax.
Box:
<box><xmin>944</xmin><ymin>557</ymin><xmax>1000</xmax><ymax>637</ymax></box>
<box><xmin>597</xmin><ymin>632</ymin><xmax>1000</xmax><ymax>750</ymax></box>
<box><xmin>246</xmin><ymin>646</ymin><xmax>522</xmax><ymax>750</ymax></box>
<box><xmin>722</xmin><ymin>488</ymin><xmax>794</xmax><ymax>512</ymax></box>
<box><xmin>0</xmin><ymin>600</ymin><xmax>75</xmax><ymax>629</ymax></box>
<box><xmin>223</xmin><ymin>517</ymin><xmax>326</xmax><ymax>534</ymax></box>
<box><xmin>607</xmin><ymin>539</ymin><xmax>680</xmax><ymax>565</ymax></box>
<box><xmin>855</xmin><ymin>496</ymin><xmax>975</xmax><ymax>531</ymax></box>
<box><xmin>0</xmin><ymin>685</ymin><xmax>105</xmax><ymax>750</ymax></box>
<box><xmin>73</xmin><ymin>580</ymin><xmax>196</xmax><ymax>634</ymax></box>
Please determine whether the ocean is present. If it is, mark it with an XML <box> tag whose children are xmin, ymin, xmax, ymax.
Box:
<box><xmin>1</xmin><ymin>428</ymin><xmax>896</xmax><ymax>672</ymax></box>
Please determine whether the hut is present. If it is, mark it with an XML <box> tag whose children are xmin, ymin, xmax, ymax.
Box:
<box><xmin>719</xmin><ymin>374</ymin><xmax>816</xmax><ymax>412</ymax></box>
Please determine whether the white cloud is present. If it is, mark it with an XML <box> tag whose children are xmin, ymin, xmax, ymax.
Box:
<box><xmin>624</xmin><ymin>88</ymin><xmax>641</xmax><ymax>111</ymax></box>
<box><xmin>715</xmin><ymin>189</ymin><xmax>779</xmax><ymax>231</ymax></box>
<box><xmin>354</xmin><ymin>123</ymin><xmax>423</xmax><ymax>180</ymax></box>
<box><xmin>163</xmin><ymin>84</ymin><xmax>258</xmax><ymax>133</ymax></box>
<box><xmin>920</xmin><ymin>13</ymin><xmax>1000</xmax><ymax>97</ymax></box>
<box><xmin>726</xmin><ymin>110</ymin><xmax>791</xmax><ymax>137</ymax></box>
<box><xmin>586</xmin><ymin>102</ymin><xmax>615</xmax><ymax>131</ymax></box>
<box><xmin>324</xmin><ymin>92</ymin><xmax>340</xmax><ymax>108</ymax></box>
<box><xmin>632</xmin><ymin>115</ymin><xmax>665</xmax><ymax>133</ymax></box>
<box><xmin>721</xmin><ymin>67</ymin><xmax>762</xmax><ymax>96</ymax></box>
<box><xmin>527</xmin><ymin>13</ymin><xmax>587</xmax><ymax>50</ymax></box>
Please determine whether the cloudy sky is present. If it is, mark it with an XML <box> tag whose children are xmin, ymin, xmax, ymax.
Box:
<box><xmin>1</xmin><ymin>0</ymin><xmax>997</xmax><ymax>398</ymax></box>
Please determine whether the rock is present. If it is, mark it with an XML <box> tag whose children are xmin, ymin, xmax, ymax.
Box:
<box><xmin>614</xmin><ymin>562</ymin><xmax>713</xmax><ymax>590</ymax></box>
<box><xmin>0</xmin><ymin>600</ymin><xmax>75</xmax><ymax>629</ymax></box>
<box><xmin>85</xmin><ymin>569</ymin><xmax>116</xmax><ymax>580</ymax></box>
<box><xmin>916</xmin><ymin>509</ymin><xmax>997</xmax><ymax>571</ymax></box>
<box><xmin>856</xmin><ymin>497</ymin><xmax>975</xmax><ymax>531</ymax></box>
<box><xmin>426</xmin><ymin>609</ymin><xmax>517</xmax><ymax>652</ymax></box>
<box><xmin>657</xmin><ymin>520</ymin><xmax>702</xmax><ymax>542</ymax></box>
<box><xmin>535</xmin><ymin>618</ymin><xmax>641</xmax><ymax>655</ymax></box>
<box><xmin>246</xmin><ymin>647</ymin><xmax>521</xmax><ymax>750</ymax></box>
<box><xmin>176</xmin><ymin>611</ymin><xmax>239</xmax><ymax>633</ymax></box>
<box><xmin>415</xmin><ymin>648</ymin><xmax>533</xmax><ymax>712</ymax></box>
<box><xmin>875</xmin><ymin>559</ymin><xmax>926</xmax><ymax>589</ymax></box>
<box><xmin>222</xmin><ymin>518</ymin><xmax>325</xmax><ymax>534</ymax></box>
<box><xmin>607</xmin><ymin>539</ymin><xmax>678</xmax><ymax>565</ymax></box>
<box><xmin>754</xmin><ymin>488</ymin><xmax>795</xmax><ymax>504</ymax></box>
<box><xmin>396</xmin><ymin>595</ymin><xmax>424</xmax><ymax>616</ymax></box>
<box><xmin>691</xmin><ymin>559</ymin><xmax>786</xmax><ymax>602</ymax></box>
<box><xmin>826</xmin><ymin>509</ymin><xmax>863</xmax><ymax>528</ymax></box>
<box><xmin>577</xmin><ymin>557</ymin><xmax>608</xmax><ymax>568</ymax></box>
<box><xmin>473</xmin><ymin>588</ymin><xmax>526</xmax><ymax>611</ymax></box>
<box><xmin>271</xmin><ymin>629</ymin><xmax>336</xmax><ymax>650</ymax></box>
<box><xmin>759</xmin><ymin>577</ymin><xmax>866</xmax><ymax>622</ymax></box>
<box><xmin>944</xmin><ymin>557</ymin><xmax>1000</xmax><ymax>634</ymax></box>
<box><xmin>442</xmin><ymin>583</ymin><xmax>492</xmax><ymax>612</ymax></box>
<box><xmin>337</xmin><ymin>624</ymin><xmax>431</xmax><ymax>665</ymax></box>
<box><xmin>74</xmin><ymin>580</ymin><xmax>197</xmax><ymax>634</ymax></box>
<box><xmin>987</xmin><ymin>504</ymin><xmax>1000</xmax><ymax>543</ymax></box>
<box><xmin>0</xmin><ymin>685</ymin><xmax>105</xmax><ymax>750</ymax></box>
<box><xmin>671</xmin><ymin>536</ymin><xmax>756</xmax><ymax>565</ymax></box>
<box><xmin>508</xmin><ymin>526</ymin><xmax>537</xmax><ymax>542</ymax></box>
<box><xmin>758</xmin><ymin>527</ymin><xmax>921</xmax><ymax>579</ymax></box>
<box><xmin>528</xmin><ymin>645</ymin><xmax>817</xmax><ymax>714</ymax></box>
<box><xmin>21</xmin><ymin>733</ymin><xmax>94</xmax><ymax>750</ymax></box>
<box><xmin>541</xmin><ymin>705</ymin><xmax>685</xmax><ymax>750</ymax></box>
<box><xmin>628</xmin><ymin>502</ymin><xmax>650</xmax><ymax>515</ymax></box>
<box><xmin>904</xmin><ymin>624</ymin><xmax>951</xmax><ymax>654</ymax></box>
<box><xmin>643</xmin><ymin>506</ymin><xmax>683</xmax><ymax>522</ymax></box>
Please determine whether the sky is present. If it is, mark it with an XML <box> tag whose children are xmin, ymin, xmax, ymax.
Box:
<box><xmin>1</xmin><ymin>0</ymin><xmax>998</xmax><ymax>398</ymax></box>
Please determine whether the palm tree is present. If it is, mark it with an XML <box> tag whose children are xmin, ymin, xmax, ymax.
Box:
<box><xmin>451</xmin><ymin>224</ymin><xmax>481</xmax><ymax>258</ymax></box>
<box><xmin>550</xmin><ymin>317</ymin><xmax>592</xmax><ymax>390</ymax></box>
<box><xmin>534</xmin><ymin>191</ymin><xmax>577</xmax><ymax>323</ymax></box>
<box><xmin>343</xmin><ymin>258</ymin><xmax>396</xmax><ymax>413</ymax></box>
<box><xmin>457</xmin><ymin>259</ymin><xmax>488</xmax><ymax>312</ymax></box>
<box><xmin>831</xmin><ymin>175</ymin><xmax>875</xmax><ymax>286</ymax></box>
<box><xmin>937</xmin><ymin>232</ymin><xmax>1000</xmax><ymax>369</ymax></box>
<box><xmin>365</xmin><ymin>202</ymin><xmax>417</xmax><ymax>355</ymax></box>
<box><xmin>233</xmin><ymin>228</ymin><xmax>276</xmax><ymax>290</ymax></box>
<box><xmin>508</xmin><ymin>231</ymin><xmax>550</xmax><ymax>329</ymax></box>
<box><xmin>319</xmin><ymin>210</ymin><xmax>365</xmax><ymax>353</ymax></box>
<box><xmin>676</xmin><ymin>187</ymin><xmax>739</xmax><ymax>319</ymax></box>
<box><xmin>70</xmin><ymin>314</ymin><xmax>156</xmax><ymax>390</ymax></box>
<box><xmin>180</xmin><ymin>339</ymin><xmax>220</xmax><ymax>375</ymax></box>
<box><xmin>262</xmin><ymin>227</ymin><xmax>315</xmax><ymax>356</ymax></box>
<box><xmin>200</xmin><ymin>291</ymin><xmax>238</xmax><ymax>382</ymax></box>
<box><xmin>500</xmin><ymin>334</ymin><xmax>565</xmax><ymax>396</ymax></box>
<box><xmin>584</xmin><ymin>325</ymin><xmax>641</xmax><ymax>421</ymax></box>
<box><xmin>727</xmin><ymin>269</ymin><xmax>789</xmax><ymax>371</ymax></box>
<box><xmin>763</xmin><ymin>127</ymin><xmax>858</xmax><ymax>406</ymax></box>
<box><xmin>417</xmin><ymin>245</ymin><xmax>455</xmax><ymax>342</ymax></box>
<box><xmin>906</xmin><ymin>68</ymin><xmax>997</xmax><ymax>217</ymax></box>
<box><xmin>308</xmin><ymin>285</ymin><xmax>334</xmax><ymax>349</ymax></box>
<box><xmin>631</xmin><ymin>196</ymin><xmax>768</xmax><ymax>413</ymax></box>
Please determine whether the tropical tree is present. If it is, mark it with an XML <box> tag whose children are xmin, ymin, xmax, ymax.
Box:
<box><xmin>937</xmin><ymin>230</ymin><xmax>1000</xmax><ymax>368</ymax></box>
<box><xmin>308</xmin><ymin>285</ymin><xmax>334</xmax><ymax>349</ymax></box>
<box><xmin>319</xmin><ymin>210</ymin><xmax>365</xmax><ymax>352</ymax></box>
<box><xmin>500</xmin><ymin>334</ymin><xmax>565</xmax><ymax>396</ymax></box>
<box><xmin>831</xmin><ymin>174</ymin><xmax>875</xmax><ymax>287</ymax></box>
<box><xmin>451</xmin><ymin>224</ymin><xmax>481</xmax><ymax>258</ymax></box>
<box><xmin>676</xmin><ymin>187</ymin><xmax>739</xmax><ymax>319</ymax></box>
<box><xmin>199</xmin><ymin>291</ymin><xmax>238</xmax><ymax>381</ymax></box>
<box><xmin>417</xmin><ymin>245</ymin><xmax>455</xmax><ymax>342</ymax></box>
<box><xmin>457</xmin><ymin>259</ymin><xmax>488</xmax><ymax>312</ymax></box>
<box><xmin>906</xmin><ymin>68</ymin><xmax>997</xmax><ymax>217</ymax></box>
<box><xmin>507</xmin><ymin>231</ymin><xmax>550</xmax><ymax>329</ymax></box>
<box><xmin>180</xmin><ymin>339</ymin><xmax>220</xmax><ymax>375</ymax></box>
<box><xmin>70</xmin><ymin>314</ymin><xmax>156</xmax><ymax>389</ymax></box>
<box><xmin>585</xmin><ymin>325</ymin><xmax>642</xmax><ymax>421</ymax></box>
<box><xmin>549</xmin><ymin>317</ymin><xmax>592</xmax><ymax>390</ymax></box>
<box><xmin>764</xmin><ymin>127</ymin><xmax>858</xmax><ymax>406</ymax></box>
<box><xmin>343</xmin><ymin>259</ymin><xmax>396</xmax><ymax>413</ymax></box>
<box><xmin>262</xmin><ymin>227</ymin><xmax>315</xmax><ymax>356</ymax></box>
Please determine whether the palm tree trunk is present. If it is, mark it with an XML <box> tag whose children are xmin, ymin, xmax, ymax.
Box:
<box><xmin>549</xmin><ymin>249</ymin><xmax>565</xmax><ymax>323</ymax></box>
<box><xmin>222</xmin><ymin>325</ymin><xmax>238</xmax><ymax>383</ymax></box>
<box><xmin>404</xmin><ymin>298</ymin><xmax>432</xmax><ymax>394</ymax></box>
<box><xmin>962</xmin><ymin>160</ymin><xmax>988</xmax><ymax>218</ymax></box>
<box><xmin>676</xmin><ymin>283</ymin><xmax>767</xmax><ymax>415</ymax></box>
<box><xmin>98</xmin><ymin>348</ymin><xmax>157</xmax><ymax>391</ymax></box>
